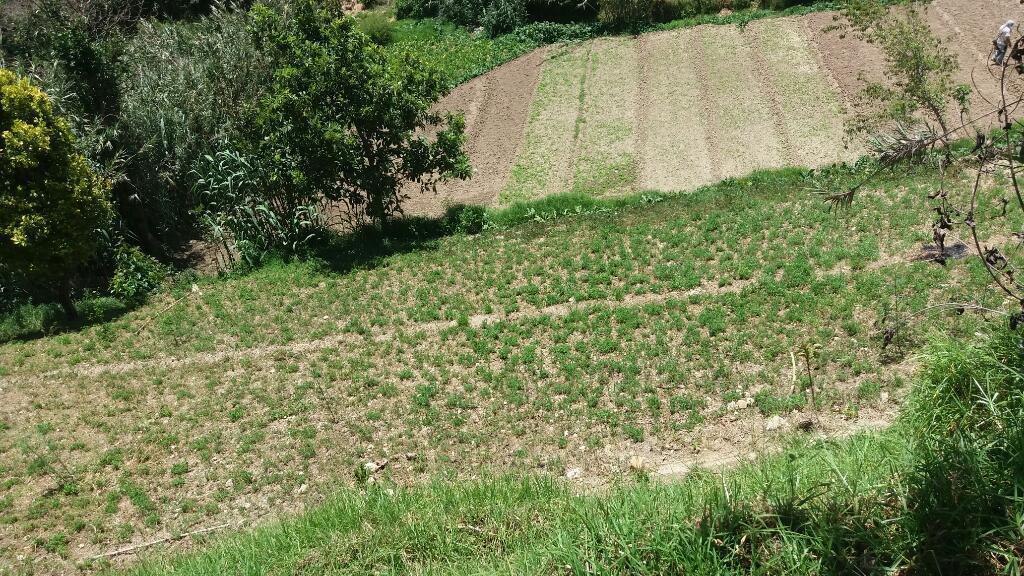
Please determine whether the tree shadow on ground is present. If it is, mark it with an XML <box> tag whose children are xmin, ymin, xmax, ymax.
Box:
<box><xmin>309</xmin><ymin>204</ymin><xmax>483</xmax><ymax>275</ymax></box>
<box><xmin>0</xmin><ymin>296</ymin><xmax>133</xmax><ymax>344</ymax></box>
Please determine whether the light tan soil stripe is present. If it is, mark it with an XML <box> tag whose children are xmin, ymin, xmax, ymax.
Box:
<box><xmin>637</xmin><ymin>28</ymin><xmax>717</xmax><ymax>191</ymax></box>
<box><xmin>751</xmin><ymin>18</ymin><xmax>852</xmax><ymax>167</ymax></box>
<box><xmin>696</xmin><ymin>24</ymin><xmax>787</xmax><ymax>180</ymax></box>
<box><xmin>745</xmin><ymin>23</ymin><xmax>799</xmax><ymax>167</ymax></box>
<box><xmin>797</xmin><ymin>16</ymin><xmax>864</xmax><ymax>156</ymax></box>
<box><xmin>574</xmin><ymin>37</ymin><xmax>640</xmax><ymax>197</ymax></box>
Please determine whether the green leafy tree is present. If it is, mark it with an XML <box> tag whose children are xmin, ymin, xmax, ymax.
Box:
<box><xmin>841</xmin><ymin>0</ymin><xmax>969</xmax><ymax>143</ymax></box>
<box><xmin>245</xmin><ymin>0</ymin><xmax>470</xmax><ymax>226</ymax></box>
<box><xmin>0</xmin><ymin>68</ymin><xmax>113</xmax><ymax>317</ymax></box>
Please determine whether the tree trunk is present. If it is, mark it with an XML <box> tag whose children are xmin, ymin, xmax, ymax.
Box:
<box><xmin>59</xmin><ymin>278</ymin><xmax>78</xmax><ymax>320</ymax></box>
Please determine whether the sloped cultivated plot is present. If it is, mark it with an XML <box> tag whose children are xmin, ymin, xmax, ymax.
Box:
<box><xmin>417</xmin><ymin>0</ymin><xmax>1021</xmax><ymax>213</ymax></box>
<box><xmin>750</xmin><ymin>18</ymin><xmax>855</xmax><ymax>167</ymax></box>
<box><xmin>573</xmin><ymin>37</ymin><xmax>639</xmax><ymax>197</ymax></box>
<box><xmin>1</xmin><ymin>165</ymin><xmax>1017</xmax><ymax>572</ymax></box>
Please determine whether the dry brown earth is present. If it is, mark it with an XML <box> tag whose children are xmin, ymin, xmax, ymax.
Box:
<box><xmin>407</xmin><ymin>0</ymin><xmax>1021</xmax><ymax>215</ymax></box>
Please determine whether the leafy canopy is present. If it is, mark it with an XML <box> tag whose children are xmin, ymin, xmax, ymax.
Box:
<box><xmin>0</xmin><ymin>68</ymin><xmax>112</xmax><ymax>299</ymax></box>
<box><xmin>245</xmin><ymin>0</ymin><xmax>470</xmax><ymax>225</ymax></box>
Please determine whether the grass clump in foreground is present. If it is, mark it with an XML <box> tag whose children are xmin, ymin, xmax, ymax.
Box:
<box><xmin>123</xmin><ymin>330</ymin><xmax>1024</xmax><ymax>575</ymax></box>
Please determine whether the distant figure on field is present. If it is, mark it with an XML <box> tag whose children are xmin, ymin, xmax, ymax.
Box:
<box><xmin>993</xmin><ymin>20</ymin><xmax>1015</xmax><ymax>65</ymax></box>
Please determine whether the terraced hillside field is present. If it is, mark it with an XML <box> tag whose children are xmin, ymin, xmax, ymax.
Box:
<box><xmin>412</xmin><ymin>0</ymin><xmax>1020</xmax><ymax>215</ymax></box>
<box><xmin>2</xmin><ymin>162</ymin><xmax>1017</xmax><ymax>571</ymax></box>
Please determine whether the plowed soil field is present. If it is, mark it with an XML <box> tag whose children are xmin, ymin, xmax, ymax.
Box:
<box><xmin>408</xmin><ymin>0</ymin><xmax>1021</xmax><ymax>215</ymax></box>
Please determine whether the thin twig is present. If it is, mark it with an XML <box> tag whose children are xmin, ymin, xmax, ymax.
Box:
<box><xmin>89</xmin><ymin>522</ymin><xmax>233</xmax><ymax>560</ymax></box>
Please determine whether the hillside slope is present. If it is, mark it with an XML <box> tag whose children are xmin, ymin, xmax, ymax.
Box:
<box><xmin>410</xmin><ymin>0</ymin><xmax>1019</xmax><ymax>215</ymax></box>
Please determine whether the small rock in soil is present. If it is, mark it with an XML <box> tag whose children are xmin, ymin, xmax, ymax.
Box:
<box><xmin>765</xmin><ymin>415</ymin><xmax>787</xmax><ymax>432</ymax></box>
<box><xmin>364</xmin><ymin>459</ymin><xmax>388</xmax><ymax>473</ymax></box>
<box><xmin>565</xmin><ymin>467</ymin><xmax>583</xmax><ymax>480</ymax></box>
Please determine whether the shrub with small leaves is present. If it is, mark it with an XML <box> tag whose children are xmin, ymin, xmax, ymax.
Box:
<box><xmin>358</xmin><ymin>12</ymin><xmax>395</xmax><ymax>45</ymax></box>
<box><xmin>482</xmin><ymin>0</ymin><xmax>527</xmax><ymax>36</ymax></box>
<box><xmin>109</xmin><ymin>245</ymin><xmax>166</xmax><ymax>304</ymax></box>
<box><xmin>0</xmin><ymin>69</ymin><xmax>113</xmax><ymax>317</ymax></box>
<box><xmin>444</xmin><ymin>204</ymin><xmax>487</xmax><ymax>235</ymax></box>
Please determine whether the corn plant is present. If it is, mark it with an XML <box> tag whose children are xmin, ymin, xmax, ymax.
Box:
<box><xmin>193</xmin><ymin>148</ymin><xmax>326</xmax><ymax>268</ymax></box>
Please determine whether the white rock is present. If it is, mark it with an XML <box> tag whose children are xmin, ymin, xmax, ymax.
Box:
<box><xmin>364</xmin><ymin>459</ymin><xmax>388</xmax><ymax>473</ymax></box>
<box><xmin>565</xmin><ymin>467</ymin><xmax>583</xmax><ymax>480</ymax></box>
<box><xmin>880</xmin><ymin>391</ymin><xmax>890</xmax><ymax>403</ymax></box>
<box><xmin>764</xmin><ymin>415</ymin><xmax>787</xmax><ymax>432</ymax></box>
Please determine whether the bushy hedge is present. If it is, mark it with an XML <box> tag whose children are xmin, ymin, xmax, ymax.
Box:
<box><xmin>0</xmin><ymin>68</ymin><xmax>113</xmax><ymax>316</ymax></box>
<box><xmin>117</xmin><ymin>10</ymin><xmax>271</xmax><ymax>240</ymax></box>
<box><xmin>394</xmin><ymin>0</ymin><xmax>783</xmax><ymax>35</ymax></box>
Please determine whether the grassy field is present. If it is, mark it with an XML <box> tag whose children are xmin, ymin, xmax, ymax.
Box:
<box><xmin>1</xmin><ymin>157</ymin><xmax>1017</xmax><ymax>571</ymax></box>
<box><xmin>123</xmin><ymin>432</ymin><xmax>913</xmax><ymax>575</ymax></box>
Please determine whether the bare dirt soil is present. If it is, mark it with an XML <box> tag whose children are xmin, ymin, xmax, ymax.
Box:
<box><xmin>636</xmin><ymin>29</ymin><xmax>718</xmax><ymax>191</ymax></box>
<box><xmin>406</xmin><ymin>0</ymin><xmax>1017</xmax><ymax>215</ymax></box>
<box><xmin>402</xmin><ymin>47</ymin><xmax>546</xmax><ymax>217</ymax></box>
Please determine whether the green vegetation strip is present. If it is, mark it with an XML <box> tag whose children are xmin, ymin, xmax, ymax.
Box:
<box><xmin>572</xmin><ymin>37</ymin><xmax>639</xmax><ymax>197</ymax></box>
<box><xmin>502</xmin><ymin>44</ymin><xmax>590</xmax><ymax>204</ymax></box>
<box><xmin>123</xmin><ymin>433</ymin><xmax>909</xmax><ymax>575</ymax></box>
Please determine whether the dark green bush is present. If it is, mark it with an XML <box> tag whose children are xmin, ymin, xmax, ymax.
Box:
<box><xmin>231</xmin><ymin>0</ymin><xmax>469</xmax><ymax>233</ymax></box>
<box><xmin>444</xmin><ymin>204</ymin><xmax>487</xmax><ymax>235</ymax></box>
<box><xmin>395</xmin><ymin>0</ymin><xmax>437</xmax><ymax>19</ymax></box>
<box><xmin>0</xmin><ymin>0</ymin><xmax>122</xmax><ymax>119</ymax></box>
<box><xmin>109</xmin><ymin>245</ymin><xmax>166</xmax><ymax>304</ymax></box>
<box><xmin>507</xmin><ymin>21</ymin><xmax>599</xmax><ymax>45</ymax></box>
<box><xmin>482</xmin><ymin>0</ymin><xmax>528</xmax><ymax>36</ymax></box>
<box><xmin>597</xmin><ymin>0</ymin><xmax>657</xmax><ymax>29</ymax></box>
<box><xmin>437</xmin><ymin>0</ymin><xmax>487</xmax><ymax>27</ymax></box>
<box><xmin>358</xmin><ymin>12</ymin><xmax>395</xmax><ymax>45</ymax></box>
<box><xmin>761</xmin><ymin>0</ymin><xmax>817</xmax><ymax>9</ymax></box>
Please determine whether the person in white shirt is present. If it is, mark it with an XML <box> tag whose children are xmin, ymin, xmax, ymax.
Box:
<box><xmin>994</xmin><ymin>20</ymin><xmax>1016</xmax><ymax>65</ymax></box>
